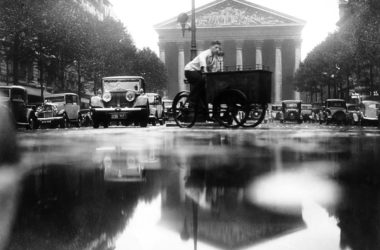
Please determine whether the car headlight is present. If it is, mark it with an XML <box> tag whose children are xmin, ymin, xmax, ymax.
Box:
<box><xmin>126</xmin><ymin>91</ymin><xmax>136</xmax><ymax>102</ymax></box>
<box><xmin>103</xmin><ymin>92</ymin><xmax>112</xmax><ymax>102</ymax></box>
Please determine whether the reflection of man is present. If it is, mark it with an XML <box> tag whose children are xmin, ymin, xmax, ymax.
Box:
<box><xmin>184</xmin><ymin>41</ymin><xmax>221</xmax><ymax>107</ymax></box>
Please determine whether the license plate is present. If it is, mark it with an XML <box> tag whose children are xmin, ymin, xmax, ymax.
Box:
<box><xmin>112</xmin><ymin>113</ymin><xmax>126</xmax><ymax>119</ymax></box>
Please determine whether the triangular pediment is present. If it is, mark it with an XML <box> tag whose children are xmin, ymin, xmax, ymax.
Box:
<box><xmin>155</xmin><ymin>0</ymin><xmax>305</xmax><ymax>29</ymax></box>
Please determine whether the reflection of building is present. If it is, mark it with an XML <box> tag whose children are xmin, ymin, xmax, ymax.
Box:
<box><xmin>155</xmin><ymin>0</ymin><xmax>305</xmax><ymax>101</ymax></box>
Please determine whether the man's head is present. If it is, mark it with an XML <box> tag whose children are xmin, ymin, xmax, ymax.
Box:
<box><xmin>209</xmin><ymin>40</ymin><xmax>221</xmax><ymax>55</ymax></box>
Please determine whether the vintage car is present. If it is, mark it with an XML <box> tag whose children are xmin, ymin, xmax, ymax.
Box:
<box><xmin>346</xmin><ymin>103</ymin><xmax>361</xmax><ymax>125</ymax></box>
<box><xmin>0</xmin><ymin>86</ymin><xmax>37</xmax><ymax>129</ymax></box>
<box><xmin>162</xmin><ymin>99</ymin><xmax>173</xmax><ymax>121</ymax></box>
<box><xmin>146</xmin><ymin>93</ymin><xmax>164</xmax><ymax>126</ymax></box>
<box><xmin>301</xmin><ymin>104</ymin><xmax>313</xmax><ymax>122</ymax></box>
<box><xmin>359</xmin><ymin>100</ymin><xmax>380</xmax><ymax>126</ymax></box>
<box><xmin>90</xmin><ymin>76</ymin><xmax>149</xmax><ymax>128</ymax></box>
<box><xmin>94</xmin><ymin>146</ymin><xmax>146</xmax><ymax>182</ymax></box>
<box><xmin>44</xmin><ymin>93</ymin><xmax>80</xmax><ymax>127</ymax></box>
<box><xmin>270</xmin><ymin>104</ymin><xmax>282</xmax><ymax>121</ymax></box>
<box><xmin>280</xmin><ymin>100</ymin><xmax>302</xmax><ymax>124</ymax></box>
<box><xmin>324</xmin><ymin>99</ymin><xmax>348</xmax><ymax>125</ymax></box>
<box><xmin>35</xmin><ymin>102</ymin><xmax>66</xmax><ymax>128</ymax></box>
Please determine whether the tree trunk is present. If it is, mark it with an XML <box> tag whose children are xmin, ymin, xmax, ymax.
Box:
<box><xmin>77</xmin><ymin>60</ymin><xmax>81</xmax><ymax>100</ymax></box>
<box><xmin>320</xmin><ymin>88</ymin><xmax>324</xmax><ymax>103</ymax></box>
<box><xmin>369</xmin><ymin>64</ymin><xmax>374</xmax><ymax>95</ymax></box>
<box><xmin>346</xmin><ymin>74</ymin><xmax>350</xmax><ymax>101</ymax></box>
<box><xmin>328</xmin><ymin>81</ymin><xmax>331</xmax><ymax>99</ymax></box>
<box><xmin>12</xmin><ymin>36</ymin><xmax>20</xmax><ymax>85</ymax></box>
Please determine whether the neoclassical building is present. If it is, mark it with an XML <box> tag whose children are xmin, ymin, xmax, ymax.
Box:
<box><xmin>154</xmin><ymin>0</ymin><xmax>305</xmax><ymax>102</ymax></box>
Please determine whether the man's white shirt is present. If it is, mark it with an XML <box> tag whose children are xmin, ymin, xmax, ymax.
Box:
<box><xmin>184</xmin><ymin>49</ymin><xmax>218</xmax><ymax>73</ymax></box>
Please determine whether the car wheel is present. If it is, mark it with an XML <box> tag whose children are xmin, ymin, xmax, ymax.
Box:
<box><xmin>152</xmin><ymin>120</ymin><xmax>157</xmax><ymax>126</ymax></box>
<box><xmin>159</xmin><ymin>119</ymin><xmax>165</xmax><ymax>126</ymax></box>
<box><xmin>92</xmin><ymin>121</ymin><xmax>99</xmax><ymax>129</ymax></box>
<box><xmin>103</xmin><ymin>122</ymin><xmax>109</xmax><ymax>128</ymax></box>
<box><xmin>27</xmin><ymin>117</ymin><xmax>38</xmax><ymax>130</ymax></box>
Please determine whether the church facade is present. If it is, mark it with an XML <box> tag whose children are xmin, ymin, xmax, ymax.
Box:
<box><xmin>154</xmin><ymin>0</ymin><xmax>305</xmax><ymax>102</ymax></box>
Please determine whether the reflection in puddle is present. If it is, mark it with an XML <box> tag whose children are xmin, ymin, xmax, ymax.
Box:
<box><xmin>3</xmin><ymin>129</ymin><xmax>380</xmax><ymax>250</ymax></box>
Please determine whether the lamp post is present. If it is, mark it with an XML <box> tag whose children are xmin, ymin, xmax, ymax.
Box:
<box><xmin>177</xmin><ymin>0</ymin><xmax>197</xmax><ymax>60</ymax></box>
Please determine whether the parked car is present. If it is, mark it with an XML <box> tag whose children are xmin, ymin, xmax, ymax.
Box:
<box><xmin>90</xmin><ymin>76</ymin><xmax>149</xmax><ymax>128</ymax></box>
<box><xmin>162</xmin><ymin>99</ymin><xmax>173</xmax><ymax>122</ymax></box>
<box><xmin>324</xmin><ymin>99</ymin><xmax>348</xmax><ymax>125</ymax></box>
<box><xmin>45</xmin><ymin>93</ymin><xmax>80</xmax><ymax>127</ymax></box>
<box><xmin>146</xmin><ymin>93</ymin><xmax>164</xmax><ymax>126</ymax></box>
<box><xmin>346</xmin><ymin>103</ymin><xmax>361</xmax><ymax>125</ymax></box>
<box><xmin>270</xmin><ymin>104</ymin><xmax>282</xmax><ymax>121</ymax></box>
<box><xmin>0</xmin><ymin>86</ymin><xmax>37</xmax><ymax>129</ymax></box>
<box><xmin>35</xmin><ymin>102</ymin><xmax>66</xmax><ymax>128</ymax></box>
<box><xmin>301</xmin><ymin>104</ymin><xmax>313</xmax><ymax>122</ymax></box>
<box><xmin>280</xmin><ymin>100</ymin><xmax>302</xmax><ymax>124</ymax></box>
<box><xmin>359</xmin><ymin>100</ymin><xmax>380</xmax><ymax>126</ymax></box>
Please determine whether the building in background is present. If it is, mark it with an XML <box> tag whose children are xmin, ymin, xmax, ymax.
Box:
<box><xmin>155</xmin><ymin>0</ymin><xmax>305</xmax><ymax>101</ymax></box>
<box><xmin>78</xmin><ymin>0</ymin><xmax>114</xmax><ymax>20</ymax></box>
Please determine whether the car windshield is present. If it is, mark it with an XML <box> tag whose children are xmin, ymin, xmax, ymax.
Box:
<box><xmin>285</xmin><ymin>103</ymin><xmax>298</xmax><ymax>108</ymax></box>
<box><xmin>272</xmin><ymin>106</ymin><xmax>281</xmax><ymax>111</ymax></box>
<box><xmin>0</xmin><ymin>89</ymin><xmax>10</xmax><ymax>98</ymax></box>
<box><xmin>301</xmin><ymin>105</ymin><xmax>311</xmax><ymax>110</ymax></box>
<box><xmin>328</xmin><ymin>101</ymin><xmax>345</xmax><ymax>108</ymax></box>
<box><xmin>103</xmin><ymin>79</ymin><xmax>140</xmax><ymax>92</ymax></box>
<box><xmin>46</xmin><ymin>96</ymin><xmax>65</xmax><ymax>103</ymax></box>
<box><xmin>347</xmin><ymin>105</ymin><xmax>359</xmax><ymax>111</ymax></box>
<box><xmin>147</xmin><ymin>95</ymin><xmax>155</xmax><ymax>104</ymax></box>
<box><xmin>164</xmin><ymin>101</ymin><xmax>172</xmax><ymax>108</ymax></box>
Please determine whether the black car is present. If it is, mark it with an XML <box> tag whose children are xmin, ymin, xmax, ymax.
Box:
<box><xmin>90</xmin><ymin>76</ymin><xmax>150</xmax><ymax>128</ymax></box>
<box><xmin>280</xmin><ymin>100</ymin><xmax>303</xmax><ymax>124</ymax></box>
<box><xmin>0</xmin><ymin>86</ymin><xmax>38</xmax><ymax>129</ymax></box>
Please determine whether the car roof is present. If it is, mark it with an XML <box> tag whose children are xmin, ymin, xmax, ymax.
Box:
<box><xmin>103</xmin><ymin>76</ymin><xmax>144</xmax><ymax>80</ymax></box>
<box><xmin>47</xmin><ymin>93</ymin><xmax>78</xmax><ymax>97</ymax></box>
<box><xmin>282</xmin><ymin>100</ymin><xmax>302</xmax><ymax>103</ymax></box>
<box><xmin>146</xmin><ymin>93</ymin><xmax>160</xmax><ymax>96</ymax></box>
<box><xmin>326</xmin><ymin>99</ymin><xmax>345</xmax><ymax>101</ymax></box>
<box><xmin>362</xmin><ymin>100</ymin><xmax>380</xmax><ymax>104</ymax></box>
<box><xmin>0</xmin><ymin>85</ymin><xmax>26</xmax><ymax>91</ymax></box>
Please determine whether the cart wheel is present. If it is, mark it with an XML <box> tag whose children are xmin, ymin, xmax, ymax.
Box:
<box><xmin>241</xmin><ymin>104</ymin><xmax>267</xmax><ymax>128</ymax></box>
<box><xmin>172</xmin><ymin>91</ymin><xmax>196</xmax><ymax>128</ymax></box>
<box><xmin>213</xmin><ymin>89</ymin><xmax>247</xmax><ymax>128</ymax></box>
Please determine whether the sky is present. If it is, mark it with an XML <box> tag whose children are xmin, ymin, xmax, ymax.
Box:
<box><xmin>110</xmin><ymin>0</ymin><xmax>340</xmax><ymax>60</ymax></box>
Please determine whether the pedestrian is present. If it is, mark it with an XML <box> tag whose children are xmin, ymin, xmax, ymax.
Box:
<box><xmin>184</xmin><ymin>40</ymin><xmax>222</xmax><ymax>109</ymax></box>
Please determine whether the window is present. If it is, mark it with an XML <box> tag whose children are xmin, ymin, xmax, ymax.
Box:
<box><xmin>66</xmin><ymin>95</ymin><xmax>73</xmax><ymax>104</ymax></box>
<box><xmin>11</xmin><ymin>88</ymin><xmax>26</xmax><ymax>101</ymax></box>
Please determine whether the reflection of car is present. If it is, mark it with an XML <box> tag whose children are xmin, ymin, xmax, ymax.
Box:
<box><xmin>45</xmin><ymin>93</ymin><xmax>80</xmax><ymax>127</ymax></box>
<box><xmin>95</xmin><ymin>147</ymin><xmax>146</xmax><ymax>182</ymax></box>
<box><xmin>280</xmin><ymin>100</ymin><xmax>302</xmax><ymax>124</ymax></box>
<box><xmin>0</xmin><ymin>86</ymin><xmax>37</xmax><ymax>129</ymax></box>
<box><xmin>35</xmin><ymin>102</ymin><xmax>66</xmax><ymax>128</ymax></box>
<box><xmin>346</xmin><ymin>103</ymin><xmax>361</xmax><ymax>125</ymax></box>
<box><xmin>359</xmin><ymin>100</ymin><xmax>380</xmax><ymax>126</ymax></box>
<box><xmin>162</xmin><ymin>99</ymin><xmax>173</xmax><ymax>121</ymax></box>
<box><xmin>301</xmin><ymin>104</ymin><xmax>312</xmax><ymax>122</ymax></box>
<box><xmin>324</xmin><ymin>99</ymin><xmax>348</xmax><ymax>125</ymax></box>
<box><xmin>90</xmin><ymin>76</ymin><xmax>150</xmax><ymax>128</ymax></box>
<box><xmin>270</xmin><ymin>104</ymin><xmax>282</xmax><ymax>121</ymax></box>
<box><xmin>146</xmin><ymin>93</ymin><xmax>164</xmax><ymax>126</ymax></box>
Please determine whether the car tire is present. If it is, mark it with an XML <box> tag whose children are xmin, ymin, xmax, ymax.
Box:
<box><xmin>103</xmin><ymin>122</ymin><xmax>109</xmax><ymax>128</ymax></box>
<box><xmin>93</xmin><ymin>121</ymin><xmax>99</xmax><ymax>129</ymax></box>
<box><xmin>27</xmin><ymin>116</ymin><xmax>38</xmax><ymax>130</ymax></box>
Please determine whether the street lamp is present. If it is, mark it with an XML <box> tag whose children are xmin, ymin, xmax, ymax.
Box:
<box><xmin>177</xmin><ymin>0</ymin><xmax>197</xmax><ymax>60</ymax></box>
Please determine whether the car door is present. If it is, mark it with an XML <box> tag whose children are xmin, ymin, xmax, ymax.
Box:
<box><xmin>65</xmin><ymin>94</ymin><xmax>75</xmax><ymax>120</ymax></box>
<box><xmin>10</xmin><ymin>88</ymin><xmax>28</xmax><ymax>123</ymax></box>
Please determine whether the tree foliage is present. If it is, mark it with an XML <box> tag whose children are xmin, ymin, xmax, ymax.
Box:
<box><xmin>0</xmin><ymin>0</ymin><xmax>168</xmax><ymax>97</ymax></box>
<box><xmin>294</xmin><ymin>0</ymin><xmax>380</xmax><ymax>101</ymax></box>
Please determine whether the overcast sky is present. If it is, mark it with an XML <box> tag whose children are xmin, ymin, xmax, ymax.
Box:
<box><xmin>110</xmin><ymin>0</ymin><xmax>339</xmax><ymax>60</ymax></box>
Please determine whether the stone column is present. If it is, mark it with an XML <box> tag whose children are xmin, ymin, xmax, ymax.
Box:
<box><xmin>158</xmin><ymin>42</ymin><xmax>166</xmax><ymax>64</ymax></box>
<box><xmin>255</xmin><ymin>40</ymin><xmax>264</xmax><ymax>69</ymax></box>
<box><xmin>274</xmin><ymin>40</ymin><xmax>283</xmax><ymax>103</ymax></box>
<box><xmin>236</xmin><ymin>40</ymin><xmax>244</xmax><ymax>70</ymax></box>
<box><xmin>178</xmin><ymin>43</ymin><xmax>185</xmax><ymax>91</ymax></box>
<box><xmin>294</xmin><ymin>39</ymin><xmax>302</xmax><ymax>100</ymax></box>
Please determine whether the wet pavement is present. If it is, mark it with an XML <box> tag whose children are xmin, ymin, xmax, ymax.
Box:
<box><xmin>1</xmin><ymin>123</ymin><xmax>380</xmax><ymax>250</ymax></box>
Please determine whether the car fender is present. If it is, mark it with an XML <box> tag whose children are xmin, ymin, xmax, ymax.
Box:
<box><xmin>26</xmin><ymin>108</ymin><xmax>35</xmax><ymax>120</ymax></box>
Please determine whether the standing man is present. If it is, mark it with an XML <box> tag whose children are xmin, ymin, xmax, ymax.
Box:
<box><xmin>184</xmin><ymin>41</ymin><xmax>222</xmax><ymax>106</ymax></box>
